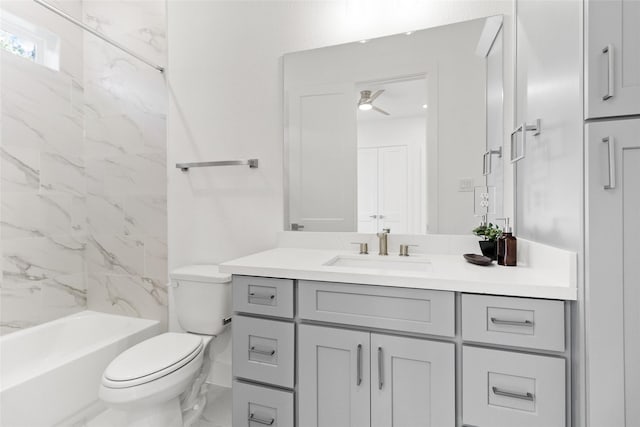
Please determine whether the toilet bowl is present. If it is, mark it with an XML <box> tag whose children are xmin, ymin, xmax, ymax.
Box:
<box><xmin>99</xmin><ymin>265</ymin><xmax>231</xmax><ymax>427</ymax></box>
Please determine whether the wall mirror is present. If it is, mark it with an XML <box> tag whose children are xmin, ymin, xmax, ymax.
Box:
<box><xmin>284</xmin><ymin>15</ymin><xmax>504</xmax><ymax>234</ymax></box>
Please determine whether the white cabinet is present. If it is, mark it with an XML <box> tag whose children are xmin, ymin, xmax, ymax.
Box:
<box><xmin>298</xmin><ymin>324</ymin><xmax>455</xmax><ymax>427</ymax></box>
<box><xmin>586</xmin><ymin>0</ymin><xmax>640</xmax><ymax>118</ymax></box>
<box><xmin>586</xmin><ymin>118</ymin><xmax>640</xmax><ymax>427</ymax></box>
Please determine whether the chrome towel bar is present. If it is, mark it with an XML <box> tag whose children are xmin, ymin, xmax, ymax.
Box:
<box><xmin>176</xmin><ymin>159</ymin><xmax>259</xmax><ymax>171</ymax></box>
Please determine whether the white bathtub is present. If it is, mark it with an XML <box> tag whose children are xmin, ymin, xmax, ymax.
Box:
<box><xmin>0</xmin><ymin>311</ymin><xmax>160</xmax><ymax>427</ymax></box>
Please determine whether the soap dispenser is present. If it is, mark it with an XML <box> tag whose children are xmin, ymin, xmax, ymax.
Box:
<box><xmin>497</xmin><ymin>218</ymin><xmax>508</xmax><ymax>266</ymax></box>
<box><xmin>502</xmin><ymin>220</ymin><xmax>517</xmax><ymax>267</ymax></box>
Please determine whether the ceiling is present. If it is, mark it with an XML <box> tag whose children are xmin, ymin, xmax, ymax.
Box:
<box><xmin>356</xmin><ymin>77</ymin><xmax>427</xmax><ymax>121</ymax></box>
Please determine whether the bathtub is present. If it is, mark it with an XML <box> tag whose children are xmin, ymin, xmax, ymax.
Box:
<box><xmin>0</xmin><ymin>311</ymin><xmax>160</xmax><ymax>427</ymax></box>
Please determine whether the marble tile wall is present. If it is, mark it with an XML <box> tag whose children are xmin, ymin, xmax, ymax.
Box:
<box><xmin>82</xmin><ymin>0</ymin><xmax>168</xmax><ymax>328</ymax></box>
<box><xmin>0</xmin><ymin>0</ymin><xmax>168</xmax><ymax>335</ymax></box>
<box><xmin>1</xmin><ymin>0</ymin><xmax>87</xmax><ymax>335</ymax></box>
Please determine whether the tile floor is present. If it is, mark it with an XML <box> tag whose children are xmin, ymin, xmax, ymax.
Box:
<box><xmin>83</xmin><ymin>385</ymin><xmax>232</xmax><ymax>427</ymax></box>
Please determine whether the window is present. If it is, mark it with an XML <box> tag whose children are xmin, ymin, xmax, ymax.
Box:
<box><xmin>0</xmin><ymin>9</ymin><xmax>60</xmax><ymax>70</ymax></box>
<box><xmin>0</xmin><ymin>27</ymin><xmax>37</xmax><ymax>61</ymax></box>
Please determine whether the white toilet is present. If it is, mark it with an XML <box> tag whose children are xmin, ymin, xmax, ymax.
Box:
<box><xmin>99</xmin><ymin>265</ymin><xmax>232</xmax><ymax>427</ymax></box>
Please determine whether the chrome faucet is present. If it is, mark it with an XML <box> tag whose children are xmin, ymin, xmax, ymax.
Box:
<box><xmin>377</xmin><ymin>228</ymin><xmax>391</xmax><ymax>256</ymax></box>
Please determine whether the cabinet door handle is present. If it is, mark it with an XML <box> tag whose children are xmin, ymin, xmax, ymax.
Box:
<box><xmin>492</xmin><ymin>386</ymin><xmax>535</xmax><ymax>401</ymax></box>
<box><xmin>603</xmin><ymin>136</ymin><xmax>616</xmax><ymax>190</ymax></box>
<box><xmin>602</xmin><ymin>45</ymin><xmax>614</xmax><ymax>101</ymax></box>
<box><xmin>377</xmin><ymin>346</ymin><xmax>384</xmax><ymax>390</ymax></box>
<box><xmin>490</xmin><ymin>317</ymin><xmax>533</xmax><ymax>327</ymax></box>
<box><xmin>248</xmin><ymin>413</ymin><xmax>275</xmax><ymax>425</ymax></box>
<box><xmin>248</xmin><ymin>292</ymin><xmax>275</xmax><ymax>300</ymax></box>
<box><xmin>356</xmin><ymin>344</ymin><xmax>362</xmax><ymax>386</ymax></box>
<box><xmin>249</xmin><ymin>346</ymin><xmax>276</xmax><ymax>356</ymax></box>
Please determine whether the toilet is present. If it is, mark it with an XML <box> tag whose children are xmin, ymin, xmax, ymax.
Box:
<box><xmin>99</xmin><ymin>265</ymin><xmax>232</xmax><ymax>427</ymax></box>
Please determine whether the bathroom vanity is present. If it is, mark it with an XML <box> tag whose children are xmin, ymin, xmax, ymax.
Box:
<box><xmin>221</xmin><ymin>237</ymin><xmax>576</xmax><ymax>427</ymax></box>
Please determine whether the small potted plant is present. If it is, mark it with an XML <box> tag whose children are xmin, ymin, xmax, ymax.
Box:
<box><xmin>472</xmin><ymin>222</ymin><xmax>502</xmax><ymax>260</ymax></box>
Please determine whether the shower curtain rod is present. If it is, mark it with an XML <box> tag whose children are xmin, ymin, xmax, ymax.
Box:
<box><xmin>32</xmin><ymin>0</ymin><xmax>165</xmax><ymax>73</ymax></box>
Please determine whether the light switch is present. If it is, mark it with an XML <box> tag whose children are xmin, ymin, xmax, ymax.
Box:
<box><xmin>458</xmin><ymin>178</ymin><xmax>475</xmax><ymax>192</ymax></box>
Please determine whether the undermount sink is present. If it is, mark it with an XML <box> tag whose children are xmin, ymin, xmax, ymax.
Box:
<box><xmin>323</xmin><ymin>255</ymin><xmax>432</xmax><ymax>272</ymax></box>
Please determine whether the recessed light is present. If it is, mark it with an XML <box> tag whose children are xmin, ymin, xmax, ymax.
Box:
<box><xmin>359</xmin><ymin>40</ymin><xmax>368</xmax><ymax>44</ymax></box>
<box><xmin>405</xmin><ymin>31</ymin><xmax>413</xmax><ymax>36</ymax></box>
<box><xmin>422</xmin><ymin>104</ymin><xmax>428</xmax><ymax>109</ymax></box>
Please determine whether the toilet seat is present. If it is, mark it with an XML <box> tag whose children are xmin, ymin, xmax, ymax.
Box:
<box><xmin>102</xmin><ymin>333</ymin><xmax>204</xmax><ymax>389</ymax></box>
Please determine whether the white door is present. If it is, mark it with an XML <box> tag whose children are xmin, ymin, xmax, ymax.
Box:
<box><xmin>371</xmin><ymin>334</ymin><xmax>455</xmax><ymax>427</ymax></box>
<box><xmin>357</xmin><ymin>146</ymin><xmax>409</xmax><ymax>233</ymax></box>
<box><xmin>287</xmin><ymin>84</ymin><xmax>357</xmax><ymax>231</ymax></box>
<box><xmin>586</xmin><ymin>0</ymin><xmax>640</xmax><ymax>118</ymax></box>
<box><xmin>378</xmin><ymin>146</ymin><xmax>408</xmax><ymax>233</ymax></box>
<box><xmin>357</xmin><ymin>147</ymin><xmax>379</xmax><ymax>233</ymax></box>
<box><xmin>298</xmin><ymin>324</ymin><xmax>370</xmax><ymax>427</ymax></box>
<box><xmin>586</xmin><ymin>118</ymin><xmax>640</xmax><ymax>427</ymax></box>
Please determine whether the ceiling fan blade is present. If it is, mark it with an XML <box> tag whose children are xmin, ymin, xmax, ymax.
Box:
<box><xmin>372</xmin><ymin>105</ymin><xmax>391</xmax><ymax>116</ymax></box>
<box><xmin>369</xmin><ymin>89</ymin><xmax>385</xmax><ymax>102</ymax></box>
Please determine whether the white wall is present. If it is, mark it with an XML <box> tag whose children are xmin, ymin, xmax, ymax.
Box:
<box><xmin>515</xmin><ymin>0</ymin><xmax>582</xmax><ymax>252</ymax></box>
<box><xmin>167</xmin><ymin>0</ymin><xmax>514</xmax><ymax>269</ymax></box>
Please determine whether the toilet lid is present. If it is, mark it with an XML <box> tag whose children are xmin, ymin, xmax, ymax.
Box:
<box><xmin>103</xmin><ymin>333</ymin><xmax>203</xmax><ymax>388</ymax></box>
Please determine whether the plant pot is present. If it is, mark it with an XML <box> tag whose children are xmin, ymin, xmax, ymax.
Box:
<box><xmin>478</xmin><ymin>240</ymin><xmax>497</xmax><ymax>260</ymax></box>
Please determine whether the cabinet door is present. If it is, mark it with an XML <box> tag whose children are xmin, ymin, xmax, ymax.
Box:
<box><xmin>298</xmin><ymin>324</ymin><xmax>370</xmax><ymax>427</ymax></box>
<box><xmin>586</xmin><ymin>119</ymin><xmax>640</xmax><ymax>427</ymax></box>
<box><xmin>371</xmin><ymin>334</ymin><xmax>455</xmax><ymax>427</ymax></box>
<box><xmin>586</xmin><ymin>0</ymin><xmax>640</xmax><ymax>118</ymax></box>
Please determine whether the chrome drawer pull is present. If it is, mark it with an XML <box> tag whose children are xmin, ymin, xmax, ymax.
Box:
<box><xmin>492</xmin><ymin>386</ymin><xmax>534</xmax><ymax>401</ymax></box>
<box><xmin>490</xmin><ymin>317</ymin><xmax>533</xmax><ymax>327</ymax></box>
<box><xmin>250</xmin><ymin>346</ymin><xmax>276</xmax><ymax>356</ymax></box>
<box><xmin>249</xmin><ymin>292</ymin><xmax>275</xmax><ymax>300</ymax></box>
<box><xmin>377</xmin><ymin>346</ymin><xmax>384</xmax><ymax>390</ymax></box>
<box><xmin>603</xmin><ymin>136</ymin><xmax>616</xmax><ymax>190</ymax></box>
<box><xmin>248</xmin><ymin>413</ymin><xmax>275</xmax><ymax>425</ymax></box>
<box><xmin>602</xmin><ymin>45</ymin><xmax>614</xmax><ymax>101</ymax></box>
<box><xmin>356</xmin><ymin>344</ymin><xmax>362</xmax><ymax>386</ymax></box>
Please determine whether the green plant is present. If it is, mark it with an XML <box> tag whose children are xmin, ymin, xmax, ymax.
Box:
<box><xmin>472</xmin><ymin>222</ymin><xmax>502</xmax><ymax>242</ymax></box>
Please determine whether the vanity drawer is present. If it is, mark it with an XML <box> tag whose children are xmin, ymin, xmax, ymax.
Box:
<box><xmin>233</xmin><ymin>276</ymin><xmax>294</xmax><ymax>318</ymax></box>
<box><xmin>232</xmin><ymin>315</ymin><xmax>294</xmax><ymax>388</ymax></box>
<box><xmin>232</xmin><ymin>381</ymin><xmax>294</xmax><ymax>427</ymax></box>
<box><xmin>462</xmin><ymin>294</ymin><xmax>565</xmax><ymax>352</ymax></box>
<box><xmin>463</xmin><ymin>346</ymin><xmax>566</xmax><ymax>427</ymax></box>
<box><xmin>299</xmin><ymin>280</ymin><xmax>455</xmax><ymax>337</ymax></box>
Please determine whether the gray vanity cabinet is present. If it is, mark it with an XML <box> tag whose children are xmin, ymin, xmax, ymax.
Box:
<box><xmin>370</xmin><ymin>334</ymin><xmax>455</xmax><ymax>427</ymax></box>
<box><xmin>298</xmin><ymin>324</ymin><xmax>455</xmax><ymax>427</ymax></box>
<box><xmin>298</xmin><ymin>325</ymin><xmax>371</xmax><ymax>427</ymax></box>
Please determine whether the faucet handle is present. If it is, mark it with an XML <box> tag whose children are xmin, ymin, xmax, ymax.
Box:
<box><xmin>351</xmin><ymin>242</ymin><xmax>369</xmax><ymax>255</ymax></box>
<box><xmin>382</xmin><ymin>228</ymin><xmax>391</xmax><ymax>234</ymax></box>
<box><xmin>399</xmin><ymin>244</ymin><xmax>418</xmax><ymax>257</ymax></box>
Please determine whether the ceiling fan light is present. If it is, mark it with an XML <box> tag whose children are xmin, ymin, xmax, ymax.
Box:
<box><xmin>359</xmin><ymin>103</ymin><xmax>373</xmax><ymax>111</ymax></box>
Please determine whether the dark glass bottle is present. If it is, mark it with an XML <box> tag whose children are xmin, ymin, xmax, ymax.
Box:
<box><xmin>503</xmin><ymin>231</ymin><xmax>517</xmax><ymax>266</ymax></box>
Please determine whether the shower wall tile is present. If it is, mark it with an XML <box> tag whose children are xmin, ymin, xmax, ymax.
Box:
<box><xmin>2</xmin><ymin>236</ymin><xmax>85</xmax><ymax>281</ymax></box>
<box><xmin>0</xmin><ymin>146</ymin><xmax>41</xmax><ymax>192</ymax></box>
<box><xmin>39</xmin><ymin>153</ymin><xmax>86</xmax><ymax>196</ymax></box>
<box><xmin>86</xmin><ymin>234</ymin><xmax>145</xmax><ymax>277</ymax></box>
<box><xmin>82</xmin><ymin>0</ymin><xmax>168</xmax><ymax>325</ymax></box>
<box><xmin>1</xmin><ymin>0</ymin><xmax>167</xmax><ymax>335</ymax></box>
<box><xmin>87</xmin><ymin>273</ymin><xmax>168</xmax><ymax>330</ymax></box>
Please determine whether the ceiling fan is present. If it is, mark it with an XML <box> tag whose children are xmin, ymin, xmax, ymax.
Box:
<box><xmin>358</xmin><ymin>89</ymin><xmax>390</xmax><ymax>116</ymax></box>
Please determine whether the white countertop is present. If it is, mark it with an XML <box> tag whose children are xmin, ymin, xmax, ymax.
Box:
<box><xmin>219</xmin><ymin>247</ymin><xmax>577</xmax><ymax>300</ymax></box>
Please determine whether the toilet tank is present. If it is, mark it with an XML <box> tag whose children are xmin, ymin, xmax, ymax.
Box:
<box><xmin>169</xmin><ymin>265</ymin><xmax>232</xmax><ymax>336</ymax></box>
